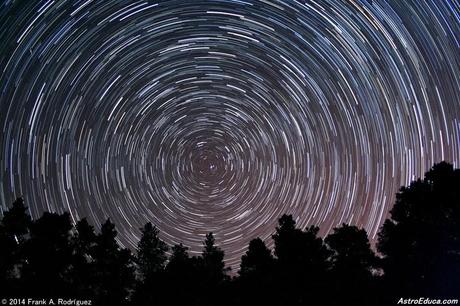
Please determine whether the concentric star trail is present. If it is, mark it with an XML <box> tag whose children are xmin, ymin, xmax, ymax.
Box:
<box><xmin>1</xmin><ymin>0</ymin><xmax>459</xmax><ymax>269</ymax></box>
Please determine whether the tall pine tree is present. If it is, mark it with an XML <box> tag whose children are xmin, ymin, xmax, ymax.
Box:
<box><xmin>92</xmin><ymin>219</ymin><xmax>135</xmax><ymax>306</ymax></box>
<box><xmin>136</xmin><ymin>222</ymin><xmax>168</xmax><ymax>279</ymax></box>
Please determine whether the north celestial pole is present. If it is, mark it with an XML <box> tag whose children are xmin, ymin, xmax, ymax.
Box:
<box><xmin>1</xmin><ymin>0</ymin><xmax>459</xmax><ymax>270</ymax></box>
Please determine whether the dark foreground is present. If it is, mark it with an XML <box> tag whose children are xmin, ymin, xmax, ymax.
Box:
<box><xmin>1</xmin><ymin>162</ymin><xmax>459</xmax><ymax>306</ymax></box>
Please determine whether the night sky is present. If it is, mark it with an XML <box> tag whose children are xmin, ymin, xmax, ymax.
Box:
<box><xmin>1</xmin><ymin>0</ymin><xmax>460</xmax><ymax>270</ymax></box>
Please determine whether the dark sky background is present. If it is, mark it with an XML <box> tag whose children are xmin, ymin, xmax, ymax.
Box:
<box><xmin>1</xmin><ymin>0</ymin><xmax>459</xmax><ymax>270</ymax></box>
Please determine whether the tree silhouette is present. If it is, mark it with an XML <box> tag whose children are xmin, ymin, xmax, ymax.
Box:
<box><xmin>136</xmin><ymin>222</ymin><xmax>168</xmax><ymax>279</ymax></box>
<box><xmin>272</xmin><ymin>215</ymin><xmax>330</xmax><ymax>305</ymax></box>
<box><xmin>168</xmin><ymin>243</ymin><xmax>190</xmax><ymax>271</ymax></box>
<box><xmin>378</xmin><ymin>162</ymin><xmax>460</xmax><ymax>300</ymax></box>
<box><xmin>1</xmin><ymin>161</ymin><xmax>459</xmax><ymax>305</ymax></box>
<box><xmin>21</xmin><ymin>212</ymin><xmax>73</xmax><ymax>297</ymax></box>
<box><xmin>202</xmin><ymin>232</ymin><xmax>228</xmax><ymax>285</ymax></box>
<box><xmin>0</xmin><ymin>197</ymin><xmax>31</xmax><ymax>294</ymax></box>
<box><xmin>325</xmin><ymin>224</ymin><xmax>378</xmax><ymax>306</ymax></box>
<box><xmin>165</xmin><ymin>244</ymin><xmax>198</xmax><ymax>306</ymax></box>
<box><xmin>1</xmin><ymin>197</ymin><xmax>31</xmax><ymax>241</ymax></box>
<box><xmin>239</xmin><ymin>238</ymin><xmax>273</xmax><ymax>278</ymax></box>
<box><xmin>272</xmin><ymin>214</ymin><xmax>296</xmax><ymax>261</ymax></box>
<box><xmin>73</xmin><ymin>218</ymin><xmax>97</xmax><ymax>253</ymax></box>
<box><xmin>196</xmin><ymin>232</ymin><xmax>229</xmax><ymax>306</ymax></box>
<box><xmin>237</xmin><ymin>238</ymin><xmax>275</xmax><ymax>306</ymax></box>
<box><xmin>131</xmin><ymin>222</ymin><xmax>169</xmax><ymax>306</ymax></box>
<box><xmin>92</xmin><ymin>219</ymin><xmax>135</xmax><ymax>306</ymax></box>
<box><xmin>69</xmin><ymin>218</ymin><xmax>97</xmax><ymax>299</ymax></box>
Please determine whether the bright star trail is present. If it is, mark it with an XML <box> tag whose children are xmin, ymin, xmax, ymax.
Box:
<box><xmin>1</xmin><ymin>0</ymin><xmax>460</xmax><ymax>270</ymax></box>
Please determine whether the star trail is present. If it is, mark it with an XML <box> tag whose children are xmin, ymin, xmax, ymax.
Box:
<box><xmin>1</xmin><ymin>0</ymin><xmax>460</xmax><ymax>269</ymax></box>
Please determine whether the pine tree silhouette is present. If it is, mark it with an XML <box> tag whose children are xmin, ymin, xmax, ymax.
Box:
<box><xmin>21</xmin><ymin>212</ymin><xmax>73</xmax><ymax>297</ymax></box>
<box><xmin>92</xmin><ymin>219</ymin><xmax>135</xmax><ymax>306</ymax></box>
<box><xmin>378</xmin><ymin>162</ymin><xmax>460</xmax><ymax>301</ymax></box>
<box><xmin>137</xmin><ymin>222</ymin><xmax>168</xmax><ymax>279</ymax></box>
<box><xmin>198</xmin><ymin>233</ymin><xmax>229</xmax><ymax>306</ymax></box>
<box><xmin>1</xmin><ymin>161</ymin><xmax>459</xmax><ymax>305</ymax></box>
<box><xmin>203</xmin><ymin>233</ymin><xmax>229</xmax><ymax>281</ymax></box>
<box><xmin>165</xmin><ymin>243</ymin><xmax>198</xmax><ymax>306</ymax></box>
<box><xmin>325</xmin><ymin>224</ymin><xmax>378</xmax><ymax>306</ymax></box>
<box><xmin>131</xmin><ymin>222</ymin><xmax>169</xmax><ymax>306</ymax></box>
<box><xmin>239</xmin><ymin>238</ymin><xmax>274</xmax><ymax>278</ymax></box>
<box><xmin>272</xmin><ymin>215</ymin><xmax>330</xmax><ymax>306</ymax></box>
<box><xmin>237</xmin><ymin>237</ymin><xmax>275</xmax><ymax>306</ymax></box>
<box><xmin>0</xmin><ymin>197</ymin><xmax>31</xmax><ymax>294</ymax></box>
<box><xmin>69</xmin><ymin>218</ymin><xmax>97</xmax><ymax>299</ymax></box>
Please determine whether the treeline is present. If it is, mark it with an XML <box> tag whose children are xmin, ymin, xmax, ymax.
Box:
<box><xmin>1</xmin><ymin>162</ymin><xmax>459</xmax><ymax>306</ymax></box>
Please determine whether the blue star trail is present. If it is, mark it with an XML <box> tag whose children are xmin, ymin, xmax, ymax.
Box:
<box><xmin>1</xmin><ymin>0</ymin><xmax>459</xmax><ymax>270</ymax></box>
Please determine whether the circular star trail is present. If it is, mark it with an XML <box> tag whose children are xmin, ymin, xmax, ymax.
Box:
<box><xmin>1</xmin><ymin>0</ymin><xmax>460</xmax><ymax>269</ymax></box>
